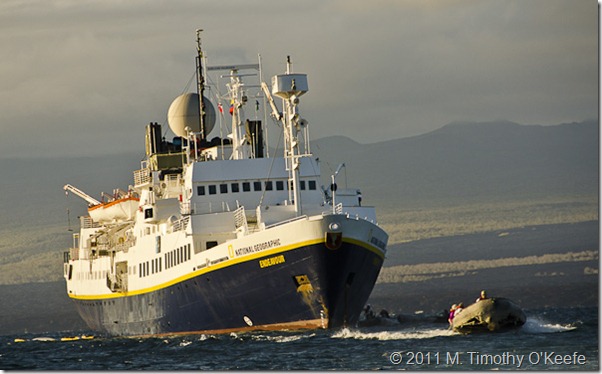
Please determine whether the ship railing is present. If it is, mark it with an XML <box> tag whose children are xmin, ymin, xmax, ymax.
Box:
<box><xmin>234</xmin><ymin>205</ymin><xmax>248</xmax><ymax>233</ymax></box>
<box><xmin>334</xmin><ymin>203</ymin><xmax>343</xmax><ymax>214</ymax></box>
<box><xmin>210</xmin><ymin>256</ymin><xmax>229</xmax><ymax>265</ymax></box>
<box><xmin>80</xmin><ymin>216</ymin><xmax>100</xmax><ymax>229</ymax></box>
<box><xmin>322</xmin><ymin>203</ymin><xmax>344</xmax><ymax>216</ymax></box>
<box><xmin>164</xmin><ymin>174</ymin><xmax>180</xmax><ymax>187</ymax></box>
<box><xmin>134</xmin><ymin>168</ymin><xmax>152</xmax><ymax>187</ymax></box>
<box><xmin>64</xmin><ymin>233</ymin><xmax>81</xmax><ymax>261</ymax></box>
<box><xmin>265</xmin><ymin>214</ymin><xmax>308</xmax><ymax>229</ymax></box>
<box><xmin>172</xmin><ymin>216</ymin><xmax>190</xmax><ymax>232</ymax></box>
<box><xmin>180</xmin><ymin>201</ymin><xmax>192</xmax><ymax>215</ymax></box>
<box><xmin>182</xmin><ymin>201</ymin><xmax>243</xmax><ymax>216</ymax></box>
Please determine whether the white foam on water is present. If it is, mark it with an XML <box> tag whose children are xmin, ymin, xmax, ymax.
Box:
<box><xmin>250</xmin><ymin>332</ymin><xmax>316</xmax><ymax>343</ymax></box>
<box><xmin>32</xmin><ymin>337</ymin><xmax>57</xmax><ymax>342</ymax></box>
<box><xmin>522</xmin><ymin>317</ymin><xmax>577</xmax><ymax>333</ymax></box>
<box><xmin>332</xmin><ymin>327</ymin><xmax>456</xmax><ymax>341</ymax></box>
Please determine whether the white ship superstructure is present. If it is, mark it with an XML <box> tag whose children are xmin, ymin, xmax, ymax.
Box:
<box><xmin>63</xmin><ymin>31</ymin><xmax>388</xmax><ymax>336</ymax></box>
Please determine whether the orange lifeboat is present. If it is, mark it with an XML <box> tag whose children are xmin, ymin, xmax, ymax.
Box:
<box><xmin>88</xmin><ymin>196</ymin><xmax>140</xmax><ymax>223</ymax></box>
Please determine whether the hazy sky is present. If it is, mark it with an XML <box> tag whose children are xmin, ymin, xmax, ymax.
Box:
<box><xmin>0</xmin><ymin>0</ymin><xmax>597</xmax><ymax>158</ymax></box>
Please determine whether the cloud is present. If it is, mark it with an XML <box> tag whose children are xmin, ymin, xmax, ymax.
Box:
<box><xmin>0</xmin><ymin>0</ymin><xmax>596</xmax><ymax>158</ymax></box>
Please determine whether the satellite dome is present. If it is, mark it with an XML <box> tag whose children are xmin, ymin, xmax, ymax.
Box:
<box><xmin>167</xmin><ymin>93</ymin><xmax>216</xmax><ymax>137</ymax></box>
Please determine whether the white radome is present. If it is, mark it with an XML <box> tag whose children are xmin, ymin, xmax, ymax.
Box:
<box><xmin>167</xmin><ymin>93</ymin><xmax>216</xmax><ymax>137</ymax></box>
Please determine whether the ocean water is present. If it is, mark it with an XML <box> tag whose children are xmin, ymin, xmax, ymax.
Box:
<box><xmin>0</xmin><ymin>307</ymin><xmax>597</xmax><ymax>370</ymax></box>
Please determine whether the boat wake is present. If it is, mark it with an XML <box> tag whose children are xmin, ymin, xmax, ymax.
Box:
<box><xmin>250</xmin><ymin>332</ymin><xmax>317</xmax><ymax>343</ymax></box>
<box><xmin>332</xmin><ymin>327</ymin><xmax>455</xmax><ymax>341</ymax></box>
<box><xmin>521</xmin><ymin>317</ymin><xmax>577</xmax><ymax>333</ymax></box>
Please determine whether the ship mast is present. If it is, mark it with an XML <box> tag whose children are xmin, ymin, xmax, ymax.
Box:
<box><xmin>195</xmin><ymin>29</ymin><xmax>206</xmax><ymax>141</ymax></box>
<box><xmin>207</xmin><ymin>63</ymin><xmax>260</xmax><ymax>160</ymax></box>
<box><xmin>265</xmin><ymin>56</ymin><xmax>309</xmax><ymax>215</ymax></box>
<box><xmin>227</xmin><ymin>69</ymin><xmax>250</xmax><ymax>160</ymax></box>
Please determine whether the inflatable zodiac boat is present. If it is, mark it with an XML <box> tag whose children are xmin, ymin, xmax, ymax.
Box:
<box><xmin>451</xmin><ymin>297</ymin><xmax>526</xmax><ymax>333</ymax></box>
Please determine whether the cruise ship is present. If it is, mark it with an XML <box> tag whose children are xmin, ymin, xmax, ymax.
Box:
<box><xmin>63</xmin><ymin>30</ymin><xmax>388</xmax><ymax>336</ymax></box>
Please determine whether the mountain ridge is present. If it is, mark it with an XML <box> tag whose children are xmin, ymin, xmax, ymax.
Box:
<box><xmin>311</xmin><ymin>119</ymin><xmax>598</xmax><ymax>208</ymax></box>
<box><xmin>0</xmin><ymin>119</ymin><xmax>596</xmax><ymax>286</ymax></box>
<box><xmin>0</xmin><ymin>119</ymin><xmax>596</xmax><ymax>230</ymax></box>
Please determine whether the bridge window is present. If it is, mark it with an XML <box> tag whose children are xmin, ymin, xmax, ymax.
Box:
<box><xmin>144</xmin><ymin>208</ymin><xmax>154</xmax><ymax>219</ymax></box>
<box><xmin>242</xmin><ymin>182</ymin><xmax>251</xmax><ymax>192</ymax></box>
<box><xmin>197</xmin><ymin>186</ymin><xmax>205</xmax><ymax>196</ymax></box>
<box><xmin>300</xmin><ymin>181</ymin><xmax>306</xmax><ymax>190</ymax></box>
<box><xmin>220</xmin><ymin>184</ymin><xmax>228</xmax><ymax>194</ymax></box>
<box><xmin>231</xmin><ymin>183</ymin><xmax>240</xmax><ymax>193</ymax></box>
<box><xmin>276</xmin><ymin>181</ymin><xmax>284</xmax><ymax>190</ymax></box>
<box><xmin>253</xmin><ymin>181</ymin><xmax>262</xmax><ymax>191</ymax></box>
<box><xmin>209</xmin><ymin>185</ymin><xmax>217</xmax><ymax>195</ymax></box>
<box><xmin>309</xmin><ymin>180</ymin><xmax>317</xmax><ymax>190</ymax></box>
<box><xmin>265</xmin><ymin>181</ymin><xmax>273</xmax><ymax>191</ymax></box>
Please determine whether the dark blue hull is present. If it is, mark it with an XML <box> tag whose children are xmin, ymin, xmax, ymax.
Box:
<box><xmin>72</xmin><ymin>240</ymin><xmax>384</xmax><ymax>336</ymax></box>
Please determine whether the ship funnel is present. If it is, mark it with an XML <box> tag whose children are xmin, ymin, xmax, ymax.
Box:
<box><xmin>167</xmin><ymin>93</ymin><xmax>216</xmax><ymax>137</ymax></box>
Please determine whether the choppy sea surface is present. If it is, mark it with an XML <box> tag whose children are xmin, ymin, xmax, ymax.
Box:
<box><xmin>0</xmin><ymin>307</ymin><xmax>597</xmax><ymax>370</ymax></box>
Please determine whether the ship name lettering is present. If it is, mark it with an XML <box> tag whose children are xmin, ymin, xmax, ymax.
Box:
<box><xmin>234</xmin><ymin>238</ymin><xmax>282</xmax><ymax>256</ymax></box>
<box><xmin>259</xmin><ymin>255</ymin><xmax>286</xmax><ymax>268</ymax></box>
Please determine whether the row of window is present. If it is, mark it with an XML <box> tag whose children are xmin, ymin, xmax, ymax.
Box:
<box><xmin>197</xmin><ymin>180</ymin><xmax>317</xmax><ymax>196</ymax></box>
<box><xmin>166</xmin><ymin>244</ymin><xmax>192</xmax><ymax>269</ymax></box>
<box><xmin>140</xmin><ymin>244</ymin><xmax>192</xmax><ymax>277</ymax></box>
<box><xmin>140</xmin><ymin>258</ymin><xmax>162</xmax><ymax>277</ymax></box>
<box><xmin>77</xmin><ymin>270</ymin><xmax>108</xmax><ymax>281</ymax></box>
<box><xmin>77</xmin><ymin>241</ymin><xmax>209</xmax><ymax>282</ymax></box>
<box><xmin>76</xmin><ymin>268</ymin><xmax>136</xmax><ymax>281</ymax></box>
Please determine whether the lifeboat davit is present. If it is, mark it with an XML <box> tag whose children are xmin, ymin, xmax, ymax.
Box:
<box><xmin>451</xmin><ymin>297</ymin><xmax>526</xmax><ymax>333</ymax></box>
<box><xmin>88</xmin><ymin>197</ymin><xmax>139</xmax><ymax>223</ymax></box>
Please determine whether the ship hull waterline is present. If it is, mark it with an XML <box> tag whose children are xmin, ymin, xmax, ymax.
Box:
<box><xmin>70</xmin><ymin>239</ymin><xmax>384</xmax><ymax>337</ymax></box>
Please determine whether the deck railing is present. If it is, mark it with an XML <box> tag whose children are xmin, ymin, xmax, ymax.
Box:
<box><xmin>134</xmin><ymin>168</ymin><xmax>151</xmax><ymax>186</ymax></box>
<box><xmin>234</xmin><ymin>206</ymin><xmax>248</xmax><ymax>233</ymax></box>
<box><xmin>172</xmin><ymin>216</ymin><xmax>190</xmax><ymax>232</ymax></box>
<box><xmin>80</xmin><ymin>216</ymin><xmax>100</xmax><ymax>229</ymax></box>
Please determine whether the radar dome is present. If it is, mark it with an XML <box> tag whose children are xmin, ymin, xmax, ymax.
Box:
<box><xmin>167</xmin><ymin>93</ymin><xmax>216</xmax><ymax>137</ymax></box>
